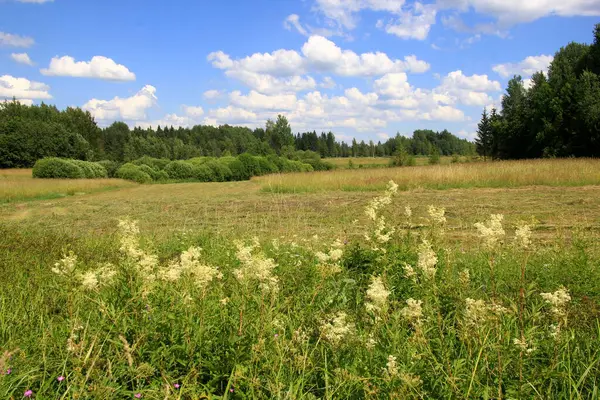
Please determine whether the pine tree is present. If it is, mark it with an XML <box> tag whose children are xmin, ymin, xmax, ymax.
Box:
<box><xmin>475</xmin><ymin>108</ymin><xmax>492</xmax><ymax>160</ymax></box>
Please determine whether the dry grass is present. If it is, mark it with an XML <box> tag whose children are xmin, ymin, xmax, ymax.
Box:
<box><xmin>256</xmin><ymin>158</ymin><xmax>600</xmax><ymax>193</ymax></box>
<box><xmin>323</xmin><ymin>157</ymin><xmax>391</xmax><ymax>168</ymax></box>
<box><xmin>0</xmin><ymin>169</ymin><xmax>137</xmax><ymax>203</ymax></box>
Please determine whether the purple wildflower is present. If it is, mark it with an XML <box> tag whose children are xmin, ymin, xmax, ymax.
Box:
<box><xmin>230</xmin><ymin>388</ymin><xmax>234</xmax><ymax>393</ymax></box>
<box><xmin>24</xmin><ymin>390</ymin><xmax>33</xmax><ymax>398</ymax></box>
<box><xmin>57</xmin><ymin>376</ymin><xmax>65</xmax><ymax>382</ymax></box>
<box><xmin>134</xmin><ymin>394</ymin><xmax>142</xmax><ymax>399</ymax></box>
<box><xmin>5</xmin><ymin>369</ymin><xmax>11</xmax><ymax>375</ymax></box>
<box><xmin>173</xmin><ymin>383</ymin><xmax>180</xmax><ymax>389</ymax></box>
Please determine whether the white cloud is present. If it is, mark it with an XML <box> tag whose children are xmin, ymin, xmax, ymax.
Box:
<box><xmin>0</xmin><ymin>75</ymin><xmax>52</xmax><ymax>103</ymax></box>
<box><xmin>41</xmin><ymin>56</ymin><xmax>136</xmax><ymax>81</ymax></box>
<box><xmin>207</xmin><ymin>35</ymin><xmax>429</xmax><ymax>94</ymax></box>
<box><xmin>313</xmin><ymin>0</ymin><xmax>406</xmax><ymax>30</ymax></box>
<box><xmin>203</xmin><ymin>89</ymin><xmax>223</xmax><ymax>100</ymax></box>
<box><xmin>320</xmin><ymin>76</ymin><xmax>337</xmax><ymax>89</ymax></box>
<box><xmin>284</xmin><ymin>14</ymin><xmax>309</xmax><ymax>36</ymax></box>
<box><xmin>439</xmin><ymin>0</ymin><xmax>600</xmax><ymax>24</ymax></box>
<box><xmin>492</xmin><ymin>55</ymin><xmax>554</xmax><ymax>78</ymax></box>
<box><xmin>182</xmin><ymin>105</ymin><xmax>204</xmax><ymax>117</ymax></box>
<box><xmin>230</xmin><ymin>90</ymin><xmax>297</xmax><ymax>111</ymax></box>
<box><xmin>379</xmin><ymin>2</ymin><xmax>437</xmax><ymax>40</ymax></box>
<box><xmin>0</xmin><ymin>32</ymin><xmax>34</xmax><ymax>48</ymax></box>
<box><xmin>136</xmin><ymin>113</ymin><xmax>195</xmax><ymax>129</ymax></box>
<box><xmin>10</xmin><ymin>52</ymin><xmax>34</xmax><ymax>66</ymax></box>
<box><xmin>301</xmin><ymin>35</ymin><xmax>430</xmax><ymax>75</ymax></box>
<box><xmin>206</xmin><ymin>106</ymin><xmax>259</xmax><ymax>125</ymax></box>
<box><xmin>82</xmin><ymin>85</ymin><xmax>157</xmax><ymax>122</ymax></box>
<box><xmin>377</xmin><ymin>132</ymin><xmax>390</xmax><ymax>139</ymax></box>
<box><xmin>431</xmin><ymin>70</ymin><xmax>502</xmax><ymax>106</ymax></box>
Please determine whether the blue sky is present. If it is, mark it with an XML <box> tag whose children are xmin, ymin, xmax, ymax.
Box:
<box><xmin>1</xmin><ymin>0</ymin><xmax>598</xmax><ymax>142</ymax></box>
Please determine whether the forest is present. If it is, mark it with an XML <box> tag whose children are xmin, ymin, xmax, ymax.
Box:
<box><xmin>476</xmin><ymin>24</ymin><xmax>600</xmax><ymax>159</ymax></box>
<box><xmin>0</xmin><ymin>100</ymin><xmax>474</xmax><ymax>169</ymax></box>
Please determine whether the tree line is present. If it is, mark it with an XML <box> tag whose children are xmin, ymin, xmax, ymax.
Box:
<box><xmin>476</xmin><ymin>24</ymin><xmax>600</xmax><ymax>159</ymax></box>
<box><xmin>0</xmin><ymin>99</ymin><xmax>473</xmax><ymax>169</ymax></box>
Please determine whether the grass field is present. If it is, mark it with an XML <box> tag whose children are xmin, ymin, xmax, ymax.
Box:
<box><xmin>323</xmin><ymin>156</ymin><xmax>469</xmax><ymax>169</ymax></box>
<box><xmin>0</xmin><ymin>169</ymin><xmax>136</xmax><ymax>203</ymax></box>
<box><xmin>1</xmin><ymin>158</ymin><xmax>600</xmax><ymax>398</ymax></box>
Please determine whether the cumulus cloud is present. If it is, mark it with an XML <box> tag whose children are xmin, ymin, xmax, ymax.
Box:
<box><xmin>435</xmin><ymin>70</ymin><xmax>501</xmax><ymax>106</ymax></box>
<box><xmin>10</xmin><ymin>52</ymin><xmax>34</xmax><ymax>66</ymax></box>
<box><xmin>0</xmin><ymin>75</ymin><xmax>51</xmax><ymax>103</ymax></box>
<box><xmin>378</xmin><ymin>2</ymin><xmax>437</xmax><ymax>40</ymax></box>
<box><xmin>284</xmin><ymin>14</ymin><xmax>309</xmax><ymax>36</ymax></box>
<box><xmin>0</xmin><ymin>32</ymin><xmax>34</xmax><ymax>47</ymax></box>
<box><xmin>492</xmin><ymin>55</ymin><xmax>554</xmax><ymax>78</ymax></box>
<box><xmin>136</xmin><ymin>113</ymin><xmax>196</xmax><ymax>129</ymax></box>
<box><xmin>41</xmin><ymin>56</ymin><xmax>136</xmax><ymax>81</ymax></box>
<box><xmin>82</xmin><ymin>85</ymin><xmax>157</xmax><ymax>122</ymax></box>
<box><xmin>230</xmin><ymin>90</ymin><xmax>298</xmax><ymax>111</ymax></box>
<box><xmin>203</xmin><ymin>90</ymin><xmax>223</xmax><ymax>100</ymax></box>
<box><xmin>313</xmin><ymin>0</ymin><xmax>406</xmax><ymax>30</ymax></box>
<box><xmin>207</xmin><ymin>35</ymin><xmax>429</xmax><ymax>94</ymax></box>
<box><xmin>182</xmin><ymin>105</ymin><xmax>204</xmax><ymax>117</ymax></box>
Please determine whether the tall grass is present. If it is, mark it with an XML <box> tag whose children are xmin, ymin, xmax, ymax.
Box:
<box><xmin>0</xmin><ymin>169</ymin><xmax>136</xmax><ymax>203</ymax></box>
<box><xmin>256</xmin><ymin>158</ymin><xmax>600</xmax><ymax>193</ymax></box>
<box><xmin>1</xmin><ymin>182</ymin><xmax>599</xmax><ymax>398</ymax></box>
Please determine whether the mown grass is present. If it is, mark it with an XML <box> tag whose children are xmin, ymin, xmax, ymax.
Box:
<box><xmin>256</xmin><ymin>158</ymin><xmax>600</xmax><ymax>193</ymax></box>
<box><xmin>1</xmin><ymin>181</ymin><xmax>599</xmax><ymax>399</ymax></box>
<box><xmin>0</xmin><ymin>169</ymin><xmax>137</xmax><ymax>203</ymax></box>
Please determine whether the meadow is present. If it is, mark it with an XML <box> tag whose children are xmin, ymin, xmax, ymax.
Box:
<box><xmin>1</xmin><ymin>158</ymin><xmax>600</xmax><ymax>399</ymax></box>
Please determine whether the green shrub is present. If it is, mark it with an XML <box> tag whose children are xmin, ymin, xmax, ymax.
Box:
<box><xmin>32</xmin><ymin>158</ymin><xmax>84</xmax><ymax>179</ymax></box>
<box><xmin>132</xmin><ymin>156</ymin><xmax>171</xmax><ymax>171</ymax></box>
<box><xmin>164</xmin><ymin>161</ymin><xmax>195</xmax><ymax>180</ymax></box>
<box><xmin>188</xmin><ymin>157</ymin><xmax>213</xmax><ymax>166</ymax></box>
<box><xmin>429</xmin><ymin>148</ymin><xmax>441</xmax><ymax>165</ymax></box>
<box><xmin>138</xmin><ymin>165</ymin><xmax>162</xmax><ymax>181</ymax></box>
<box><xmin>237</xmin><ymin>153</ymin><xmax>261</xmax><ymax>178</ymax></box>
<box><xmin>116</xmin><ymin>163</ymin><xmax>152</xmax><ymax>183</ymax></box>
<box><xmin>255</xmin><ymin>157</ymin><xmax>279</xmax><ymax>175</ymax></box>
<box><xmin>98</xmin><ymin>160</ymin><xmax>120</xmax><ymax>178</ymax></box>
<box><xmin>155</xmin><ymin>170</ymin><xmax>169</xmax><ymax>181</ymax></box>
<box><xmin>70</xmin><ymin>160</ymin><xmax>108</xmax><ymax>178</ymax></box>
<box><xmin>205</xmin><ymin>160</ymin><xmax>232</xmax><ymax>182</ymax></box>
<box><xmin>222</xmin><ymin>158</ymin><xmax>250</xmax><ymax>180</ymax></box>
<box><xmin>192</xmin><ymin>164</ymin><xmax>215</xmax><ymax>182</ymax></box>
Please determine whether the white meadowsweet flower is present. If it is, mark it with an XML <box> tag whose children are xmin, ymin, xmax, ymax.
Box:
<box><xmin>80</xmin><ymin>271</ymin><xmax>99</xmax><ymax>291</ymax></box>
<box><xmin>404</xmin><ymin>206</ymin><xmax>412</xmax><ymax>219</ymax></box>
<box><xmin>320</xmin><ymin>312</ymin><xmax>355</xmax><ymax>346</ymax></box>
<box><xmin>515</xmin><ymin>224</ymin><xmax>532</xmax><ymax>249</ymax></box>
<box><xmin>234</xmin><ymin>239</ymin><xmax>279</xmax><ymax>294</ymax></box>
<box><xmin>474</xmin><ymin>214</ymin><xmax>505</xmax><ymax>250</ymax></box>
<box><xmin>403</xmin><ymin>264</ymin><xmax>417</xmax><ymax>282</ymax></box>
<box><xmin>428</xmin><ymin>205</ymin><xmax>446</xmax><ymax>225</ymax></box>
<box><xmin>366</xmin><ymin>276</ymin><xmax>390</xmax><ymax>315</ymax></box>
<box><xmin>417</xmin><ymin>240</ymin><xmax>437</xmax><ymax>280</ymax></box>
<box><xmin>53</xmin><ymin>251</ymin><xmax>77</xmax><ymax>276</ymax></box>
<box><xmin>400</xmin><ymin>298</ymin><xmax>423</xmax><ymax>324</ymax></box>
<box><xmin>541</xmin><ymin>287</ymin><xmax>571</xmax><ymax>318</ymax></box>
<box><xmin>385</xmin><ymin>355</ymin><xmax>399</xmax><ymax>377</ymax></box>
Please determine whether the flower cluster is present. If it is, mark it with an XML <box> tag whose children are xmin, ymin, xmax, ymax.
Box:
<box><xmin>400</xmin><ymin>298</ymin><xmax>423</xmax><ymax>326</ymax></box>
<box><xmin>514</xmin><ymin>223</ymin><xmax>532</xmax><ymax>249</ymax></box>
<box><xmin>52</xmin><ymin>251</ymin><xmax>116</xmax><ymax>291</ymax></box>
<box><xmin>428</xmin><ymin>205</ymin><xmax>446</xmax><ymax>225</ymax></box>
<box><xmin>384</xmin><ymin>355</ymin><xmax>398</xmax><ymax>378</ymax></box>
<box><xmin>417</xmin><ymin>240</ymin><xmax>437</xmax><ymax>280</ymax></box>
<box><xmin>540</xmin><ymin>287</ymin><xmax>571</xmax><ymax>319</ymax></box>
<box><xmin>315</xmin><ymin>239</ymin><xmax>344</xmax><ymax>276</ymax></box>
<box><xmin>474</xmin><ymin>214</ymin><xmax>505</xmax><ymax>250</ymax></box>
<box><xmin>159</xmin><ymin>246</ymin><xmax>222</xmax><ymax>289</ymax></box>
<box><xmin>464</xmin><ymin>298</ymin><xmax>508</xmax><ymax>327</ymax></box>
<box><xmin>364</xmin><ymin>181</ymin><xmax>398</xmax><ymax>251</ymax></box>
<box><xmin>233</xmin><ymin>238</ymin><xmax>279</xmax><ymax>294</ymax></box>
<box><xmin>52</xmin><ymin>251</ymin><xmax>77</xmax><ymax>276</ymax></box>
<box><xmin>365</xmin><ymin>276</ymin><xmax>391</xmax><ymax>317</ymax></box>
<box><xmin>320</xmin><ymin>311</ymin><xmax>355</xmax><ymax>346</ymax></box>
<box><xmin>118</xmin><ymin>218</ymin><xmax>159</xmax><ymax>291</ymax></box>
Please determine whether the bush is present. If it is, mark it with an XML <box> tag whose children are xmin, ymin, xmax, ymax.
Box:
<box><xmin>138</xmin><ymin>165</ymin><xmax>162</xmax><ymax>181</ymax></box>
<box><xmin>132</xmin><ymin>156</ymin><xmax>171</xmax><ymax>171</ymax></box>
<box><xmin>32</xmin><ymin>158</ymin><xmax>84</xmax><ymax>179</ymax></box>
<box><xmin>116</xmin><ymin>163</ymin><xmax>152</xmax><ymax>183</ymax></box>
<box><xmin>222</xmin><ymin>158</ymin><xmax>250</xmax><ymax>180</ymax></box>
<box><xmin>237</xmin><ymin>153</ymin><xmax>261</xmax><ymax>178</ymax></box>
<box><xmin>205</xmin><ymin>160</ymin><xmax>232</xmax><ymax>182</ymax></box>
<box><xmin>164</xmin><ymin>161</ymin><xmax>195</xmax><ymax>180</ymax></box>
<box><xmin>255</xmin><ymin>157</ymin><xmax>279</xmax><ymax>175</ymax></box>
<box><xmin>192</xmin><ymin>164</ymin><xmax>215</xmax><ymax>182</ymax></box>
<box><xmin>71</xmin><ymin>160</ymin><xmax>108</xmax><ymax>178</ymax></box>
<box><xmin>429</xmin><ymin>149</ymin><xmax>441</xmax><ymax>165</ymax></box>
<box><xmin>98</xmin><ymin>160</ymin><xmax>120</xmax><ymax>178</ymax></box>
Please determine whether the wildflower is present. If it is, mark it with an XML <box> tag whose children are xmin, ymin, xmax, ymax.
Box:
<box><xmin>274</xmin><ymin>334</ymin><xmax>279</xmax><ymax>339</ymax></box>
<box><xmin>417</xmin><ymin>240</ymin><xmax>437</xmax><ymax>280</ymax></box>
<box><xmin>549</xmin><ymin>323</ymin><xmax>561</xmax><ymax>339</ymax></box>
<box><xmin>404</xmin><ymin>205</ymin><xmax>412</xmax><ymax>219</ymax></box>
<box><xmin>57</xmin><ymin>375</ymin><xmax>65</xmax><ymax>382</ymax></box>
<box><xmin>80</xmin><ymin>271</ymin><xmax>99</xmax><ymax>291</ymax></box>
<box><xmin>385</xmin><ymin>355</ymin><xmax>398</xmax><ymax>377</ymax></box>
<box><xmin>366</xmin><ymin>333</ymin><xmax>377</xmax><ymax>349</ymax></box>
<box><xmin>5</xmin><ymin>369</ymin><xmax>11</xmax><ymax>375</ymax></box>
<box><xmin>474</xmin><ymin>214</ymin><xmax>505</xmax><ymax>250</ymax></box>
<box><xmin>403</xmin><ymin>263</ymin><xmax>416</xmax><ymax>282</ymax></box>
<box><xmin>230</xmin><ymin>388</ymin><xmax>234</xmax><ymax>393</ymax></box>
<box><xmin>320</xmin><ymin>312</ymin><xmax>355</xmax><ymax>346</ymax></box>
<box><xmin>234</xmin><ymin>239</ymin><xmax>279</xmax><ymax>294</ymax></box>
<box><xmin>52</xmin><ymin>251</ymin><xmax>77</xmax><ymax>276</ymax></box>
<box><xmin>365</xmin><ymin>276</ymin><xmax>390</xmax><ymax>316</ymax></box>
<box><xmin>464</xmin><ymin>298</ymin><xmax>489</xmax><ymax>327</ymax></box>
<box><xmin>134</xmin><ymin>394</ymin><xmax>142</xmax><ymax>399</ymax></box>
<box><xmin>174</xmin><ymin>384</ymin><xmax>180</xmax><ymax>389</ymax></box>
<box><xmin>400</xmin><ymin>298</ymin><xmax>423</xmax><ymax>325</ymax></box>
<box><xmin>541</xmin><ymin>287</ymin><xmax>571</xmax><ymax>318</ymax></box>
<box><xmin>458</xmin><ymin>269</ymin><xmax>470</xmax><ymax>286</ymax></box>
<box><xmin>220</xmin><ymin>297</ymin><xmax>229</xmax><ymax>305</ymax></box>
<box><xmin>428</xmin><ymin>205</ymin><xmax>446</xmax><ymax>225</ymax></box>
<box><xmin>515</xmin><ymin>223</ymin><xmax>532</xmax><ymax>249</ymax></box>
<box><xmin>24</xmin><ymin>390</ymin><xmax>33</xmax><ymax>398</ymax></box>
<box><xmin>513</xmin><ymin>337</ymin><xmax>535</xmax><ymax>354</ymax></box>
